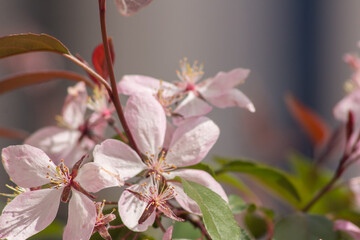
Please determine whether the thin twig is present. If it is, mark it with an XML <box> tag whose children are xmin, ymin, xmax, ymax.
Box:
<box><xmin>155</xmin><ymin>215</ymin><xmax>166</xmax><ymax>232</ymax></box>
<box><xmin>107</xmin><ymin>118</ymin><xmax>129</xmax><ymax>143</ymax></box>
<box><xmin>302</xmin><ymin>154</ymin><xmax>346</xmax><ymax>212</ymax></box>
<box><xmin>98</xmin><ymin>0</ymin><xmax>141</xmax><ymax>157</ymax></box>
<box><xmin>63</xmin><ymin>54</ymin><xmax>111</xmax><ymax>92</ymax></box>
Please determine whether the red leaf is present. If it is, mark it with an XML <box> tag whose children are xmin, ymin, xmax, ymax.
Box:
<box><xmin>0</xmin><ymin>127</ymin><xmax>28</xmax><ymax>140</ymax></box>
<box><xmin>92</xmin><ymin>39</ymin><xmax>115</xmax><ymax>80</ymax></box>
<box><xmin>0</xmin><ymin>71</ymin><xmax>94</xmax><ymax>95</ymax></box>
<box><xmin>285</xmin><ymin>93</ymin><xmax>330</xmax><ymax>146</ymax></box>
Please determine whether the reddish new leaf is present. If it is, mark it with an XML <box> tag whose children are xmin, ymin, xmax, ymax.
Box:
<box><xmin>0</xmin><ymin>71</ymin><xmax>94</xmax><ymax>95</ymax></box>
<box><xmin>92</xmin><ymin>39</ymin><xmax>115</xmax><ymax>80</ymax></box>
<box><xmin>115</xmin><ymin>0</ymin><xmax>154</xmax><ymax>17</ymax></box>
<box><xmin>0</xmin><ymin>33</ymin><xmax>70</xmax><ymax>59</ymax></box>
<box><xmin>0</xmin><ymin>127</ymin><xmax>28</xmax><ymax>140</ymax></box>
<box><xmin>285</xmin><ymin>93</ymin><xmax>330</xmax><ymax>146</ymax></box>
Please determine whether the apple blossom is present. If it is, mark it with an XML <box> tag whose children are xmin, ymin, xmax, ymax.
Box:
<box><xmin>25</xmin><ymin>82</ymin><xmax>109</xmax><ymax>167</ymax></box>
<box><xmin>118</xmin><ymin>59</ymin><xmax>255</xmax><ymax>122</ymax></box>
<box><xmin>115</xmin><ymin>0</ymin><xmax>154</xmax><ymax>17</ymax></box>
<box><xmin>78</xmin><ymin>93</ymin><xmax>228</xmax><ymax>231</ymax></box>
<box><xmin>120</xmin><ymin>172</ymin><xmax>184</xmax><ymax>230</ymax></box>
<box><xmin>162</xmin><ymin>225</ymin><xmax>174</xmax><ymax>240</ymax></box>
<box><xmin>334</xmin><ymin>44</ymin><xmax>360</xmax><ymax>127</ymax></box>
<box><xmin>92</xmin><ymin>201</ymin><xmax>117</xmax><ymax>240</ymax></box>
<box><xmin>0</xmin><ymin>145</ymin><xmax>96</xmax><ymax>240</ymax></box>
<box><xmin>334</xmin><ymin>220</ymin><xmax>360</xmax><ymax>239</ymax></box>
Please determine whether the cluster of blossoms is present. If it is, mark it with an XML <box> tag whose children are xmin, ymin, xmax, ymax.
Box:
<box><xmin>0</xmin><ymin>1</ymin><xmax>258</xmax><ymax>239</ymax></box>
<box><xmin>0</xmin><ymin>53</ymin><xmax>254</xmax><ymax>238</ymax></box>
<box><xmin>328</xmin><ymin>43</ymin><xmax>360</xmax><ymax>237</ymax></box>
<box><xmin>5</xmin><ymin>1</ymin><xmax>360</xmax><ymax>239</ymax></box>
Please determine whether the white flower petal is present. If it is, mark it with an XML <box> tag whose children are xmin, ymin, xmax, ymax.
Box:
<box><xmin>168</xmin><ymin>169</ymin><xmax>228</xmax><ymax>215</ymax></box>
<box><xmin>125</xmin><ymin>94</ymin><xmax>166</xmax><ymax>155</ymax></box>
<box><xmin>173</xmin><ymin>92</ymin><xmax>212</xmax><ymax>123</ymax></box>
<box><xmin>166</xmin><ymin>117</ymin><xmax>219</xmax><ymax>167</ymax></box>
<box><xmin>93</xmin><ymin>139</ymin><xmax>146</xmax><ymax>182</ymax></box>
<box><xmin>2</xmin><ymin>145</ymin><xmax>57</xmax><ymax>188</ymax></box>
<box><xmin>163</xmin><ymin>225</ymin><xmax>174</xmax><ymax>240</ymax></box>
<box><xmin>63</xmin><ymin>189</ymin><xmax>97</xmax><ymax>240</ymax></box>
<box><xmin>334</xmin><ymin>220</ymin><xmax>360</xmax><ymax>239</ymax></box>
<box><xmin>205</xmin><ymin>88</ymin><xmax>255</xmax><ymax>112</ymax></box>
<box><xmin>119</xmin><ymin>184</ymin><xmax>156</xmax><ymax>232</ymax></box>
<box><xmin>115</xmin><ymin>0</ymin><xmax>154</xmax><ymax>17</ymax></box>
<box><xmin>170</xmin><ymin>182</ymin><xmax>201</xmax><ymax>215</ymax></box>
<box><xmin>200</xmin><ymin>68</ymin><xmax>250</xmax><ymax>96</ymax></box>
<box><xmin>118</xmin><ymin>75</ymin><xmax>177</xmax><ymax>97</ymax></box>
<box><xmin>334</xmin><ymin>88</ymin><xmax>360</xmax><ymax>125</ymax></box>
<box><xmin>76</xmin><ymin>162</ymin><xmax>124</xmax><ymax>193</ymax></box>
<box><xmin>163</xmin><ymin>121</ymin><xmax>176</xmax><ymax>150</ymax></box>
<box><xmin>25</xmin><ymin>126</ymin><xmax>81</xmax><ymax>165</ymax></box>
<box><xmin>62</xmin><ymin>82</ymin><xmax>87</xmax><ymax>128</ymax></box>
<box><xmin>0</xmin><ymin>188</ymin><xmax>62</xmax><ymax>240</ymax></box>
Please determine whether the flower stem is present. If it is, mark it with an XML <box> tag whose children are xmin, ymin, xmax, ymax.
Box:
<box><xmin>178</xmin><ymin>212</ymin><xmax>211</xmax><ymax>240</ymax></box>
<box><xmin>98</xmin><ymin>0</ymin><xmax>141</xmax><ymax>157</ymax></box>
<box><xmin>302</xmin><ymin>113</ymin><xmax>354</xmax><ymax>212</ymax></box>
<box><xmin>301</xmin><ymin>172</ymin><xmax>339</xmax><ymax>212</ymax></box>
<box><xmin>155</xmin><ymin>216</ymin><xmax>166</xmax><ymax>232</ymax></box>
<box><xmin>107</xmin><ymin>118</ymin><xmax>129</xmax><ymax>144</ymax></box>
<box><xmin>301</xmin><ymin>156</ymin><xmax>346</xmax><ymax>212</ymax></box>
<box><xmin>63</xmin><ymin>54</ymin><xmax>111</xmax><ymax>92</ymax></box>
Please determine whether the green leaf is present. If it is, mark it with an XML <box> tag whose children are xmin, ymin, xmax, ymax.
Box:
<box><xmin>172</xmin><ymin>221</ymin><xmax>201</xmax><ymax>239</ymax></box>
<box><xmin>228</xmin><ymin>195</ymin><xmax>247</xmax><ymax>215</ymax></box>
<box><xmin>180</xmin><ymin>178</ymin><xmax>249</xmax><ymax>240</ymax></box>
<box><xmin>289</xmin><ymin>153</ymin><xmax>352</xmax><ymax>213</ymax></box>
<box><xmin>240</xmin><ymin>228</ymin><xmax>252</xmax><ymax>240</ymax></box>
<box><xmin>215</xmin><ymin>157</ymin><xmax>301</xmax><ymax>205</ymax></box>
<box><xmin>215</xmin><ymin>173</ymin><xmax>256</xmax><ymax>198</ymax></box>
<box><xmin>244</xmin><ymin>212</ymin><xmax>268</xmax><ymax>238</ymax></box>
<box><xmin>0</xmin><ymin>71</ymin><xmax>94</xmax><ymax>95</ymax></box>
<box><xmin>0</xmin><ymin>33</ymin><xmax>70</xmax><ymax>59</ymax></box>
<box><xmin>186</xmin><ymin>162</ymin><xmax>216</xmax><ymax>177</ymax></box>
<box><xmin>273</xmin><ymin>213</ymin><xmax>337</xmax><ymax>240</ymax></box>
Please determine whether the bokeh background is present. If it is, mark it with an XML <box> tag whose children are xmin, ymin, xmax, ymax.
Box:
<box><xmin>1</xmin><ymin>0</ymin><xmax>360</xmax><ymax>233</ymax></box>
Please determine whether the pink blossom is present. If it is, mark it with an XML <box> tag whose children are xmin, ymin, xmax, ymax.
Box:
<box><xmin>334</xmin><ymin>220</ymin><xmax>360</xmax><ymax>239</ymax></box>
<box><xmin>163</xmin><ymin>225</ymin><xmax>174</xmax><ymax>240</ymax></box>
<box><xmin>80</xmin><ymin>94</ymin><xmax>227</xmax><ymax>231</ymax></box>
<box><xmin>0</xmin><ymin>145</ymin><xmax>96</xmax><ymax>240</ymax></box>
<box><xmin>115</xmin><ymin>0</ymin><xmax>154</xmax><ymax>17</ymax></box>
<box><xmin>92</xmin><ymin>201</ymin><xmax>116</xmax><ymax>240</ymax></box>
<box><xmin>333</xmin><ymin>88</ymin><xmax>360</xmax><ymax>127</ymax></box>
<box><xmin>120</xmin><ymin>173</ymin><xmax>184</xmax><ymax>231</ymax></box>
<box><xmin>334</xmin><ymin>45</ymin><xmax>360</xmax><ymax>125</ymax></box>
<box><xmin>25</xmin><ymin>82</ymin><xmax>109</xmax><ymax>166</ymax></box>
<box><xmin>118</xmin><ymin>59</ymin><xmax>255</xmax><ymax>121</ymax></box>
